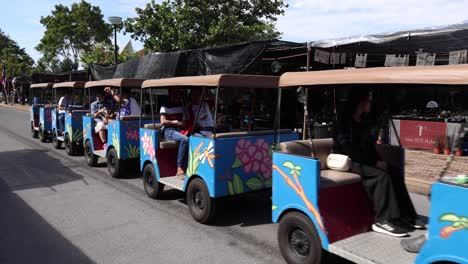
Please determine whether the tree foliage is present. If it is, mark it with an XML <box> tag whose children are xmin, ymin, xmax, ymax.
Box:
<box><xmin>0</xmin><ymin>29</ymin><xmax>34</xmax><ymax>76</ymax></box>
<box><xmin>124</xmin><ymin>0</ymin><xmax>287</xmax><ymax>52</ymax></box>
<box><xmin>36</xmin><ymin>0</ymin><xmax>112</xmax><ymax>70</ymax></box>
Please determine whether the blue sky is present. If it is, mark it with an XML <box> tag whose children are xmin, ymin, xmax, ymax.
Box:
<box><xmin>2</xmin><ymin>0</ymin><xmax>468</xmax><ymax>64</ymax></box>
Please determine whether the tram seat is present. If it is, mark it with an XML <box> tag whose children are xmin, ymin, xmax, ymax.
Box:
<box><xmin>213</xmin><ymin>129</ymin><xmax>293</xmax><ymax>139</ymax></box>
<box><xmin>279</xmin><ymin>139</ymin><xmax>362</xmax><ymax>189</ymax></box>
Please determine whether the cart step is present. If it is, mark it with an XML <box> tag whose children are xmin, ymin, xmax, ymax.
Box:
<box><xmin>328</xmin><ymin>229</ymin><xmax>426</xmax><ymax>264</ymax></box>
<box><xmin>94</xmin><ymin>150</ymin><xmax>106</xmax><ymax>158</ymax></box>
<box><xmin>159</xmin><ymin>176</ymin><xmax>184</xmax><ymax>191</ymax></box>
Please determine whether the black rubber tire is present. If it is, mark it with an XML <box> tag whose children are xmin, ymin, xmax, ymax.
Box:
<box><xmin>278</xmin><ymin>212</ymin><xmax>322</xmax><ymax>264</ymax></box>
<box><xmin>39</xmin><ymin>125</ymin><xmax>47</xmax><ymax>143</ymax></box>
<box><xmin>52</xmin><ymin>130</ymin><xmax>62</xmax><ymax>149</ymax></box>
<box><xmin>187</xmin><ymin>178</ymin><xmax>216</xmax><ymax>224</ymax></box>
<box><xmin>31</xmin><ymin>123</ymin><xmax>38</xmax><ymax>138</ymax></box>
<box><xmin>84</xmin><ymin>140</ymin><xmax>98</xmax><ymax>167</ymax></box>
<box><xmin>107</xmin><ymin>148</ymin><xmax>124</xmax><ymax>178</ymax></box>
<box><xmin>142</xmin><ymin>164</ymin><xmax>164</xmax><ymax>199</ymax></box>
<box><xmin>64</xmin><ymin>133</ymin><xmax>75</xmax><ymax>156</ymax></box>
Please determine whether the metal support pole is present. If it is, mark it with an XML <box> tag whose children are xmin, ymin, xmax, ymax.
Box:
<box><xmin>113</xmin><ymin>26</ymin><xmax>118</xmax><ymax>65</ymax></box>
<box><xmin>303</xmin><ymin>42</ymin><xmax>311</xmax><ymax>140</ymax></box>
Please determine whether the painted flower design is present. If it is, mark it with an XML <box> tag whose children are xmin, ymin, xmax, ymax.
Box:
<box><xmin>46</xmin><ymin>110</ymin><xmax>51</xmax><ymax>122</ymax></box>
<box><xmin>199</xmin><ymin>141</ymin><xmax>216</xmax><ymax>168</ymax></box>
<box><xmin>141</xmin><ymin>131</ymin><xmax>155</xmax><ymax>161</ymax></box>
<box><xmin>235</xmin><ymin>138</ymin><xmax>273</xmax><ymax>179</ymax></box>
<box><xmin>126</xmin><ymin>129</ymin><xmax>139</xmax><ymax>141</ymax></box>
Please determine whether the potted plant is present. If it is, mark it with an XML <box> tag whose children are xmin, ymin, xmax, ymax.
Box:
<box><xmin>444</xmin><ymin>136</ymin><xmax>451</xmax><ymax>155</ymax></box>
<box><xmin>454</xmin><ymin>138</ymin><xmax>464</xmax><ymax>157</ymax></box>
<box><xmin>377</xmin><ymin>128</ymin><xmax>384</xmax><ymax>144</ymax></box>
<box><xmin>434</xmin><ymin>136</ymin><xmax>441</xmax><ymax>154</ymax></box>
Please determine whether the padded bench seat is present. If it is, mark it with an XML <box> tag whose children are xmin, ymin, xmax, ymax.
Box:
<box><xmin>280</xmin><ymin>139</ymin><xmax>362</xmax><ymax>189</ymax></box>
<box><xmin>160</xmin><ymin>140</ymin><xmax>178</xmax><ymax>149</ymax></box>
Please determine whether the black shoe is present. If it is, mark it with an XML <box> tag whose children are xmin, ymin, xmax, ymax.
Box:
<box><xmin>372</xmin><ymin>220</ymin><xmax>409</xmax><ymax>237</ymax></box>
<box><xmin>400</xmin><ymin>235</ymin><xmax>427</xmax><ymax>253</ymax></box>
<box><xmin>401</xmin><ymin>217</ymin><xmax>426</xmax><ymax>230</ymax></box>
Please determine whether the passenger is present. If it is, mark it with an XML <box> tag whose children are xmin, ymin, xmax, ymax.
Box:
<box><xmin>57</xmin><ymin>91</ymin><xmax>70</xmax><ymax>135</ymax></box>
<box><xmin>160</xmin><ymin>88</ymin><xmax>188</xmax><ymax>179</ymax></box>
<box><xmin>91</xmin><ymin>91</ymin><xmax>110</xmax><ymax>148</ymax></box>
<box><xmin>111</xmin><ymin>88</ymin><xmax>141</xmax><ymax>118</ymax></box>
<box><xmin>187</xmin><ymin>88</ymin><xmax>215</xmax><ymax>137</ymax></box>
<box><xmin>334</xmin><ymin>89</ymin><xmax>424</xmax><ymax>237</ymax></box>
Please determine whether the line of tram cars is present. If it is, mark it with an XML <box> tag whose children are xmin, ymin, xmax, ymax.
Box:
<box><xmin>28</xmin><ymin>67</ymin><xmax>468</xmax><ymax>264</ymax></box>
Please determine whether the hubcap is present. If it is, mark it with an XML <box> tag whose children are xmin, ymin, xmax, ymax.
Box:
<box><xmin>289</xmin><ymin>229</ymin><xmax>310</xmax><ymax>257</ymax></box>
<box><xmin>193</xmin><ymin>191</ymin><xmax>206</xmax><ymax>210</ymax></box>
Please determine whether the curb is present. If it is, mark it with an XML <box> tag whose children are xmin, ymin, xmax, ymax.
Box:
<box><xmin>0</xmin><ymin>103</ymin><xmax>29</xmax><ymax>112</ymax></box>
<box><xmin>406</xmin><ymin>177</ymin><xmax>432</xmax><ymax>196</ymax></box>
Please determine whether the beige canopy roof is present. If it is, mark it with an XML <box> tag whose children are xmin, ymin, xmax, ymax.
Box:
<box><xmin>279</xmin><ymin>64</ymin><xmax>468</xmax><ymax>87</ymax></box>
<box><xmin>85</xmin><ymin>78</ymin><xmax>145</xmax><ymax>89</ymax></box>
<box><xmin>142</xmin><ymin>74</ymin><xmax>279</xmax><ymax>89</ymax></box>
<box><xmin>53</xmin><ymin>81</ymin><xmax>86</xmax><ymax>89</ymax></box>
<box><xmin>30</xmin><ymin>83</ymin><xmax>53</xmax><ymax>89</ymax></box>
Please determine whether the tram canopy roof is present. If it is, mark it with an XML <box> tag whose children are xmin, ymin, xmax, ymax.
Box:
<box><xmin>279</xmin><ymin>64</ymin><xmax>468</xmax><ymax>87</ymax></box>
<box><xmin>30</xmin><ymin>83</ymin><xmax>53</xmax><ymax>89</ymax></box>
<box><xmin>84</xmin><ymin>78</ymin><xmax>145</xmax><ymax>89</ymax></box>
<box><xmin>53</xmin><ymin>81</ymin><xmax>86</xmax><ymax>89</ymax></box>
<box><xmin>142</xmin><ymin>74</ymin><xmax>279</xmax><ymax>89</ymax></box>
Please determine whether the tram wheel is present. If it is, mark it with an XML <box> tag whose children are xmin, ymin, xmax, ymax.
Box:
<box><xmin>143</xmin><ymin>164</ymin><xmax>164</xmax><ymax>199</ymax></box>
<box><xmin>39</xmin><ymin>125</ymin><xmax>47</xmax><ymax>143</ymax></box>
<box><xmin>84</xmin><ymin>141</ymin><xmax>98</xmax><ymax>167</ymax></box>
<box><xmin>64</xmin><ymin>133</ymin><xmax>75</xmax><ymax>156</ymax></box>
<box><xmin>278</xmin><ymin>212</ymin><xmax>322</xmax><ymax>264</ymax></box>
<box><xmin>31</xmin><ymin>123</ymin><xmax>38</xmax><ymax>138</ymax></box>
<box><xmin>187</xmin><ymin>178</ymin><xmax>216</xmax><ymax>224</ymax></box>
<box><xmin>52</xmin><ymin>130</ymin><xmax>62</xmax><ymax>149</ymax></box>
<box><xmin>107</xmin><ymin>148</ymin><xmax>124</xmax><ymax>178</ymax></box>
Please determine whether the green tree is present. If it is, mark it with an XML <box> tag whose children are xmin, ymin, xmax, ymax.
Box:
<box><xmin>0</xmin><ymin>29</ymin><xmax>34</xmax><ymax>76</ymax></box>
<box><xmin>124</xmin><ymin>0</ymin><xmax>287</xmax><ymax>52</ymax></box>
<box><xmin>36</xmin><ymin>0</ymin><xmax>112</xmax><ymax>70</ymax></box>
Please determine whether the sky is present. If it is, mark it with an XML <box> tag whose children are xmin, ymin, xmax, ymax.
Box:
<box><xmin>2</xmin><ymin>0</ymin><xmax>468</xmax><ymax>64</ymax></box>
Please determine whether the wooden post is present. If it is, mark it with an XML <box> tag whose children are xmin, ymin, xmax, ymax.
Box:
<box><xmin>303</xmin><ymin>42</ymin><xmax>310</xmax><ymax>140</ymax></box>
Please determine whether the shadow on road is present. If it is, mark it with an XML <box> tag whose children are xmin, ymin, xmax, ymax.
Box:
<box><xmin>0</xmin><ymin>149</ymin><xmax>95</xmax><ymax>264</ymax></box>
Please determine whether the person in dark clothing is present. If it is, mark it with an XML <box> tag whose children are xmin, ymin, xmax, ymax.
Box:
<box><xmin>334</xmin><ymin>89</ymin><xmax>424</xmax><ymax>237</ymax></box>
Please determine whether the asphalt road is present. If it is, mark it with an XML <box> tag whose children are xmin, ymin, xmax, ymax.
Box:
<box><xmin>0</xmin><ymin>106</ymin><xmax>430</xmax><ymax>264</ymax></box>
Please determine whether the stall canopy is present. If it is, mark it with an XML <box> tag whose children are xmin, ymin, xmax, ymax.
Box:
<box><xmin>89</xmin><ymin>40</ymin><xmax>304</xmax><ymax>80</ymax></box>
<box><xmin>308</xmin><ymin>21</ymin><xmax>468</xmax><ymax>68</ymax></box>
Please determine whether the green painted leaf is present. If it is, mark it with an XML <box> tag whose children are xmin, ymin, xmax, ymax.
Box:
<box><xmin>453</xmin><ymin>222</ymin><xmax>464</xmax><ymax>228</ymax></box>
<box><xmin>246</xmin><ymin>177</ymin><xmax>264</xmax><ymax>191</ymax></box>
<box><xmin>440</xmin><ymin>213</ymin><xmax>461</xmax><ymax>222</ymax></box>
<box><xmin>294</xmin><ymin>165</ymin><xmax>302</xmax><ymax>171</ymax></box>
<box><xmin>283</xmin><ymin>161</ymin><xmax>295</xmax><ymax>170</ymax></box>
<box><xmin>232</xmin><ymin>174</ymin><xmax>244</xmax><ymax>194</ymax></box>
<box><xmin>232</xmin><ymin>157</ymin><xmax>242</xmax><ymax>168</ymax></box>
<box><xmin>272</xmin><ymin>205</ymin><xmax>278</xmax><ymax>211</ymax></box>
<box><xmin>264</xmin><ymin>179</ymin><xmax>272</xmax><ymax>188</ymax></box>
<box><xmin>228</xmin><ymin>181</ymin><xmax>234</xmax><ymax>195</ymax></box>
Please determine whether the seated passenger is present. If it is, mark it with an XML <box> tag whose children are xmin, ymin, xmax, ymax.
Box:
<box><xmin>334</xmin><ymin>89</ymin><xmax>424</xmax><ymax>237</ymax></box>
<box><xmin>91</xmin><ymin>91</ymin><xmax>110</xmax><ymax>148</ymax></box>
<box><xmin>160</xmin><ymin>88</ymin><xmax>188</xmax><ymax>179</ymax></box>
<box><xmin>186</xmin><ymin>88</ymin><xmax>215</xmax><ymax>137</ymax></box>
<box><xmin>57</xmin><ymin>92</ymin><xmax>70</xmax><ymax>135</ymax></box>
<box><xmin>112</xmin><ymin>89</ymin><xmax>141</xmax><ymax>118</ymax></box>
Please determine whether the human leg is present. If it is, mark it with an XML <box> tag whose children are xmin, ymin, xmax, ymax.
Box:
<box><xmin>58</xmin><ymin>113</ymin><xmax>65</xmax><ymax>133</ymax></box>
<box><xmin>387</xmin><ymin>165</ymin><xmax>418</xmax><ymax>221</ymax></box>
<box><xmin>164</xmin><ymin>128</ymin><xmax>189</xmax><ymax>177</ymax></box>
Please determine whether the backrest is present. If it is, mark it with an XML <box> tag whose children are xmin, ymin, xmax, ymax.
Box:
<box><xmin>279</xmin><ymin>140</ymin><xmax>313</xmax><ymax>157</ymax></box>
<box><xmin>311</xmin><ymin>138</ymin><xmax>333</xmax><ymax>170</ymax></box>
<box><xmin>279</xmin><ymin>138</ymin><xmax>334</xmax><ymax>170</ymax></box>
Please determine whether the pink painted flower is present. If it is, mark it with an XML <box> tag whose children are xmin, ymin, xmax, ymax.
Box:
<box><xmin>46</xmin><ymin>111</ymin><xmax>51</xmax><ymax>122</ymax></box>
<box><xmin>126</xmin><ymin>129</ymin><xmax>139</xmax><ymax>141</ymax></box>
<box><xmin>234</xmin><ymin>138</ymin><xmax>273</xmax><ymax>179</ymax></box>
<box><xmin>140</xmin><ymin>132</ymin><xmax>156</xmax><ymax>161</ymax></box>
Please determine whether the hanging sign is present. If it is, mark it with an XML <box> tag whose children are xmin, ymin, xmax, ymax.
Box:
<box><xmin>385</xmin><ymin>54</ymin><xmax>409</xmax><ymax>67</ymax></box>
<box><xmin>314</xmin><ymin>49</ymin><xmax>330</xmax><ymax>64</ymax></box>
<box><xmin>416</xmin><ymin>53</ymin><xmax>436</xmax><ymax>66</ymax></box>
<box><xmin>354</xmin><ymin>54</ymin><xmax>367</xmax><ymax>68</ymax></box>
<box><xmin>449</xmin><ymin>50</ymin><xmax>467</xmax><ymax>65</ymax></box>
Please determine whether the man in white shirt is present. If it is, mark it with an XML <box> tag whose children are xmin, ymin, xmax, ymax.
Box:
<box><xmin>57</xmin><ymin>92</ymin><xmax>70</xmax><ymax>135</ymax></box>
